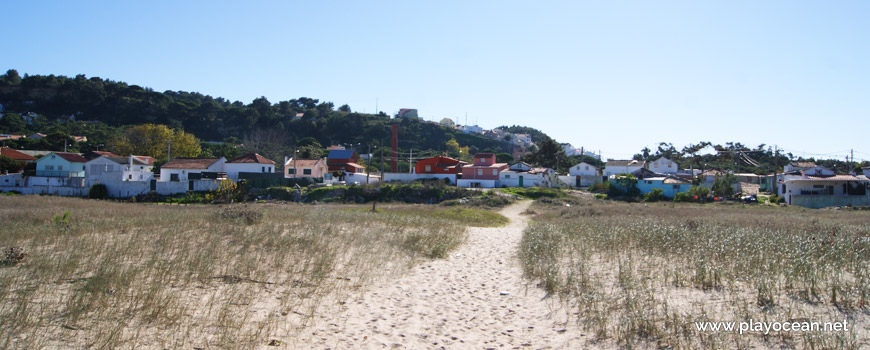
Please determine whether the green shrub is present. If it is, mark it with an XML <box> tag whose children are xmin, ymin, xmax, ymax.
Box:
<box><xmin>588</xmin><ymin>181</ymin><xmax>610</xmax><ymax>193</ymax></box>
<box><xmin>594</xmin><ymin>193</ymin><xmax>607</xmax><ymax>200</ymax></box>
<box><xmin>768</xmin><ymin>194</ymin><xmax>785</xmax><ymax>204</ymax></box>
<box><xmin>673</xmin><ymin>192</ymin><xmax>690</xmax><ymax>202</ymax></box>
<box><xmin>644</xmin><ymin>188</ymin><xmax>663</xmax><ymax>202</ymax></box>
<box><xmin>88</xmin><ymin>184</ymin><xmax>109</xmax><ymax>199</ymax></box>
<box><xmin>499</xmin><ymin>187</ymin><xmax>565</xmax><ymax>199</ymax></box>
<box><xmin>688</xmin><ymin>185</ymin><xmax>709</xmax><ymax>201</ymax></box>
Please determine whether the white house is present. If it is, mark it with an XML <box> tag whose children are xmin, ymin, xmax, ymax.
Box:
<box><xmin>648</xmin><ymin>157</ymin><xmax>679</xmax><ymax>174</ymax></box>
<box><xmin>86</xmin><ymin>155</ymin><xmax>154</xmax><ymax>184</ymax></box>
<box><xmin>499</xmin><ymin>162</ymin><xmax>560</xmax><ymax>188</ymax></box>
<box><xmin>604</xmin><ymin>160</ymin><xmax>645</xmax><ymax>177</ymax></box>
<box><xmin>159</xmin><ymin>157</ymin><xmax>226</xmax><ymax>182</ymax></box>
<box><xmin>225</xmin><ymin>153</ymin><xmax>275</xmax><ymax>181</ymax></box>
<box><xmin>569</xmin><ymin>162</ymin><xmax>599</xmax><ymax>176</ymax></box>
<box><xmin>782</xmin><ymin>173</ymin><xmax>869</xmax><ymax>208</ymax></box>
<box><xmin>458</xmin><ymin>124</ymin><xmax>484</xmax><ymax>134</ymax></box>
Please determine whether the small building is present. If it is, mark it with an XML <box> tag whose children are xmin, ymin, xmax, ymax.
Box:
<box><xmin>568</xmin><ymin>162</ymin><xmax>599</xmax><ymax>176</ymax></box>
<box><xmin>782</xmin><ymin>173</ymin><xmax>869</xmax><ymax>208</ymax></box>
<box><xmin>648</xmin><ymin>157</ymin><xmax>679</xmax><ymax>174</ymax></box>
<box><xmin>500</xmin><ymin>162</ymin><xmax>559</xmax><ymax>188</ymax></box>
<box><xmin>35</xmin><ymin>152</ymin><xmax>87</xmax><ymax>177</ymax></box>
<box><xmin>396</xmin><ymin>108</ymin><xmax>419</xmax><ymax>119</ymax></box>
<box><xmin>86</xmin><ymin>155</ymin><xmax>154</xmax><ymax>183</ymax></box>
<box><xmin>415</xmin><ymin>156</ymin><xmax>465</xmax><ymax>174</ymax></box>
<box><xmin>604</xmin><ymin>159</ymin><xmax>645</xmax><ymax>177</ymax></box>
<box><xmin>327</xmin><ymin>149</ymin><xmax>362</xmax><ymax>173</ymax></box>
<box><xmin>638</xmin><ymin>176</ymin><xmax>693</xmax><ymax>197</ymax></box>
<box><xmin>457</xmin><ymin>153</ymin><xmax>508</xmax><ymax>188</ymax></box>
<box><xmin>225</xmin><ymin>153</ymin><xmax>275</xmax><ymax>181</ymax></box>
<box><xmin>159</xmin><ymin>157</ymin><xmax>226</xmax><ymax>182</ymax></box>
<box><xmin>439</xmin><ymin>118</ymin><xmax>455</xmax><ymax>127</ymax></box>
<box><xmin>458</xmin><ymin>124</ymin><xmax>484</xmax><ymax>134</ymax></box>
<box><xmin>285</xmin><ymin>157</ymin><xmax>328</xmax><ymax>178</ymax></box>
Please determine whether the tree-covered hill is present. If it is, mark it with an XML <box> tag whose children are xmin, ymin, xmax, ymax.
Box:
<box><xmin>0</xmin><ymin>70</ymin><xmax>516</xmax><ymax>160</ymax></box>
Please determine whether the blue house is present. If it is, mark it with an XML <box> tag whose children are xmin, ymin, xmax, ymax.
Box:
<box><xmin>637</xmin><ymin>176</ymin><xmax>692</xmax><ymax>197</ymax></box>
<box><xmin>35</xmin><ymin>152</ymin><xmax>87</xmax><ymax>177</ymax></box>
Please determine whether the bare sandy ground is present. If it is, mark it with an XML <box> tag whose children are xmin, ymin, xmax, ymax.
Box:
<box><xmin>283</xmin><ymin>200</ymin><xmax>585</xmax><ymax>349</ymax></box>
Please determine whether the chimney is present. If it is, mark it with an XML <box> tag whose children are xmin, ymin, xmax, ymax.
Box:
<box><xmin>391</xmin><ymin>124</ymin><xmax>398</xmax><ymax>173</ymax></box>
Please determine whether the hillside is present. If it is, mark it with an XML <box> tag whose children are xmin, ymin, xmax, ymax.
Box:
<box><xmin>0</xmin><ymin>70</ymin><xmax>518</xmax><ymax>163</ymax></box>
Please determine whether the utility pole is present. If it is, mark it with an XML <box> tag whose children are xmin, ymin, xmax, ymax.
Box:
<box><xmin>851</xmin><ymin>149</ymin><xmax>855</xmax><ymax>173</ymax></box>
<box><xmin>380</xmin><ymin>138</ymin><xmax>385</xmax><ymax>179</ymax></box>
<box><xmin>293</xmin><ymin>148</ymin><xmax>297</xmax><ymax>179</ymax></box>
<box><xmin>773</xmin><ymin>145</ymin><xmax>779</xmax><ymax>195</ymax></box>
<box><xmin>409</xmin><ymin>149</ymin><xmax>413</xmax><ymax>174</ymax></box>
<box><xmin>366</xmin><ymin>143</ymin><xmax>372</xmax><ymax>184</ymax></box>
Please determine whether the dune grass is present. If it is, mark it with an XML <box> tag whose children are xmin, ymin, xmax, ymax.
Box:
<box><xmin>520</xmin><ymin>197</ymin><xmax>869</xmax><ymax>349</ymax></box>
<box><xmin>0</xmin><ymin>196</ymin><xmax>476</xmax><ymax>348</ymax></box>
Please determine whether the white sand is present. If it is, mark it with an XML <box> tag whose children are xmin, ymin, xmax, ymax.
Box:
<box><xmin>286</xmin><ymin>200</ymin><xmax>586</xmax><ymax>349</ymax></box>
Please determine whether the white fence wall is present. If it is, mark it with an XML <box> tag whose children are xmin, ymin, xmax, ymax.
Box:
<box><xmin>559</xmin><ymin>175</ymin><xmax>601</xmax><ymax>188</ymax></box>
<box><xmin>344</xmin><ymin>173</ymin><xmax>381</xmax><ymax>185</ymax></box>
<box><xmin>382</xmin><ymin>173</ymin><xmax>456</xmax><ymax>185</ymax></box>
<box><xmin>457</xmin><ymin>179</ymin><xmax>499</xmax><ymax>188</ymax></box>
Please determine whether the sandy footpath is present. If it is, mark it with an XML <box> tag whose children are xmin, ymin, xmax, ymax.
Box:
<box><xmin>285</xmin><ymin>200</ymin><xmax>586</xmax><ymax>349</ymax></box>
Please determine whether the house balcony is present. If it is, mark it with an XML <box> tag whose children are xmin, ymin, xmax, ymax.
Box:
<box><xmin>35</xmin><ymin>170</ymin><xmax>85</xmax><ymax>178</ymax></box>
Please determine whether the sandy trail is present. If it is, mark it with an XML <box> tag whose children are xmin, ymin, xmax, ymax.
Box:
<box><xmin>290</xmin><ymin>200</ymin><xmax>585</xmax><ymax>349</ymax></box>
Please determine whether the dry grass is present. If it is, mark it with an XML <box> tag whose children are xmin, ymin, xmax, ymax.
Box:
<box><xmin>0</xmin><ymin>196</ymin><xmax>489</xmax><ymax>348</ymax></box>
<box><xmin>520</xmin><ymin>197</ymin><xmax>869</xmax><ymax>349</ymax></box>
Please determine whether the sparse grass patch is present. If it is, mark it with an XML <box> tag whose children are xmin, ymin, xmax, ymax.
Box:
<box><xmin>520</xmin><ymin>196</ymin><xmax>870</xmax><ymax>349</ymax></box>
<box><xmin>0</xmin><ymin>196</ymin><xmax>472</xmax><ymax>348</ymax></box>
<box><xmin>498</xmin><ymin>187</ymin><xmax>566</xmax><ymax>199</ymax></box>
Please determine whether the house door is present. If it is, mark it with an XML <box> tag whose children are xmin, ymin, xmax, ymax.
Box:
<box><xmin>827</xmin><ymin>185</ymin><xmax>834</xmax><ymax>195</ymax></box>
<box><xmin>188</xmin><ymin>181</ymin><xmax>194</xmax><ymax>191</ymax></box>
<box><xmin>519</xmin><ymin>176</ymin><xmax>524</xmax><ymax>187</ymax></box>
<box><xmin>576</xmin><ymin>176</ymin><xmax>581</xmax><ymax>187</ymax></box>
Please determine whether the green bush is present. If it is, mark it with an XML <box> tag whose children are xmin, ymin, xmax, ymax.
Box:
<box><xmin>593</xmin><ymin>193</ymin><xmax>607</xmax><ymax>200</ymax></box>
<box><xmin>674</xmin><ymin>192</ymin><xmax>690</xmax><ymax>202</ymax></box>
<box><xmin>88</xmin><ymin>184</ymin><xmax>109</xmax><ymax>199</ymax></box>
<box><xmin>588</xmin><ymin>181</ymin><xmax>610</xmax><ymax>193</ymax></box>
<box><xmin>768</xmin><ymin>194</ymin><xmax>785</xmax><ymax>204</ymax></box>
<box><xmin>643</xmin><ymin>188</ymin><xmax>663</xmax><ymax>202</ymax></box>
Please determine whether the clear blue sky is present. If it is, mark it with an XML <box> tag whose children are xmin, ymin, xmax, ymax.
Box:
<box><xmin>4</xmin><ymin>1</ymin><xmax>869</xmax><ymax>161</ymax></box>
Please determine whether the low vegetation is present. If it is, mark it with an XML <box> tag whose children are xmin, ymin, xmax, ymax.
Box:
<box><xmin>497</xmin><ymin>187</ymin><xmax>566</xmax><ymax>199</ymax></box>
<box><xmin>0</xmin><ymin>195</ymin><xmax>495</xmax><ymax>348</ymax></box>
<box><xmin>520</xmin><ymin>197</ymin><xmax>868</xmax><ymax>349</ymax></box>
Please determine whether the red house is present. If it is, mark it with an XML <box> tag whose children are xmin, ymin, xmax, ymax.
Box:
<box><xmin>415</xmin><ymin>156</ymin><xmax>465</xmax><ymax>174</ymax></box>
<box><xmin>461</xmin><ymin>153</ymin><xmax>508</xmax><ymax>181</ymax></box>
<box><xmin>1</xmin><ymin>147</ymin><xmax>38</xmax><ymax>163</ymax></box>
<box><xmin>327</xmin><ymin>149</ymin><xmax>364</xmax><ymax>173</ymax></box>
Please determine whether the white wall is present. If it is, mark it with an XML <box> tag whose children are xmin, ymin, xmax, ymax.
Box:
<box><xmin>649</xmin><ymin>158</ymin><xmax>678</xmax><ymax>174</ymax></box>
<box><xmin>604</xmin><ymin>165</ymin><xmax>642</xmax><ymax>177</ymax></box>
<box><xmin>383</xmin><ymin>173</ymin><xmax>456</xmax><ymax>185</ymax></box>
<box><xmin>457</xmin><ymin>179</ymin><xmax>499</xmax><ymax>188</ymax></box>
<box><xmin>226</xmin><ymin>163</ymin><xmax>274</xmax><ymax>180</ymax></box>
<box><xmin>559</xmin><ymin>175</ymin><xmax>600</xmax><ymax>188</ymax></box>
<box><xmin>568</xmin><ymin>163</ymin><xmax>597</xmax><ymax>176</ymax></box>
<box><xmin>343</xmin><ymin>173</ymin><xmax>381</xmax><ymax>185</ymax></box>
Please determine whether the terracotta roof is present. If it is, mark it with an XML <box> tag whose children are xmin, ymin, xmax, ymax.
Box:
<box><xmin>84</xmin><ymin>150</ymin><xmax>120</xmax><ymax>160</ymax></box>
<box><xmin>132</xmin><ymin>155</ymin><xmax>155</xmax><ymax>165</ymax></box>
<box><xmin>345</xmin><ymin>162</ymin><xmax>365</xmax><ymax>169</ymax></box>
<box><xmin>162</xmin><ymin>158</ymin><xmax>220</xmax><ymax>169</ymax></box>
<box><xmin>227</xmin><ymin>153</ymin><xmax>275</xmax><ymax>164</ymax></box>
<box><xmin>0</xmin><ymin>135</ymin><xmax>25</xmax><ymax>140</ymax></box>
<box><xmin>53</xmin><ymin>152</ymin><xmax>87</xmax><ymax>163</ymax></box>
<box><xmin>1</xmin><ymin>147</ymin><xmax>37</xmax><ymax>161</ymax></box>
<box><xmin>286</xmin><ymin>158</ymin><xmax>324</xmax><ymax>167</ymax></box>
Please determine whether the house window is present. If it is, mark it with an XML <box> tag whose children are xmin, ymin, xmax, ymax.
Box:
<box><xmin>58</xmin><ymin>165</ymin><xmax>63</xmax><ymax>171</ymax></box>
<box><xmin>303</xmin><ymin>168</ymin><xmax>312</xmax><ymax>175</ymax></box>
<box><xmin>288</xmin><ymin>169</ymin><xmax>295</xmax><ymax>174</ymax></box>
<box><xmin>492</xmin><ymin>169</ymin><xmax>497</xmax><ymax>176</ymax></box>
<box><xmin>585</xmin><ymin>166</ymin><xmax>589</xmax><ymax>170</ymax></box>
<box><xmin>504</xmin><ymin>174</ymin><xmax>510</xmax><ymax>179</ymax></box>
<box><xmin>47</xmin><ymin>165</ymin><xmax>55</xmax><ymax>171</ymax></box>
<box><xmin>477</xmin><ymin>169</ymin><xmax>483</xmax><ymax>176</ymax></box>
<box><xmin>262</xmin><ymin>166</ymin><xmax>266</xmax><ymax>173</ymax></box>
<box><xmin>170</xmin><ymin>173</ymin><xmax>179</xmax><ymax>182</ymax></box>
<box><xmin>425</xmin><ymin>165</ymin><xmax>432</xmax><ymax>172</ymax></box>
